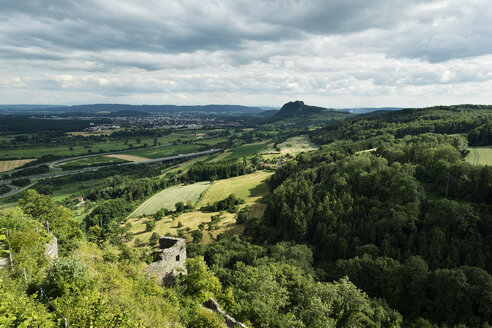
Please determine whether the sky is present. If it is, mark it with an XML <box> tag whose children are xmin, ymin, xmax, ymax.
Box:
<box><xmin>1</xmin><ymin>0</ymin><xmax>492</xmax><ymax>108</ymax></box>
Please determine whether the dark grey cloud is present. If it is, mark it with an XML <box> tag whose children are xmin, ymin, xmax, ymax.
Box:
<box><xmin>1</xmin><ymin>0</ymin><xmax>491</xmax><ymax>106</ymax></box>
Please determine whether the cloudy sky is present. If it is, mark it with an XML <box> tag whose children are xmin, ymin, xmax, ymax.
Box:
<box><xmin>1</xmin><ymin>0</ymin><xmax>491</xmax><ymax>107</ymax></box>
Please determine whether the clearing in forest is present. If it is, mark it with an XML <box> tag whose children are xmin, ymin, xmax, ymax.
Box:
<box><xmin>0</xmin><ymin>159</ymin><xmax>36</xmax><ymax>172</ymax></box>
<box><xmin>127</xmin><ymin>210</ymin><xmax>241</xmax><ymax>246</ymax></box>
<box><xmin>465</xmin><ymin>146</ymin><xmax>492</xmax><ymax>166</ymax></box>
<box><xmin>197</xmin><ymin>170</ymin><xmax>272</xmax><ymax>207</ymax></box>
<box><xmin>278</xmin><ymin>135</ymin><xmax>318</xmax><ymax>155</ymax></box>
<box><xmin>355</xmin><ymin>148</ymin><xmax>377</xmax><ymax>154</ymax></box>
<box><xmin>105</xmin><ymin>154</ymin><xmax>150</xmax><ymax>162</ymax></box>
<box><xmin>131</xmin><ymin>181</ymin><xmax>211</xmax><ymax>217</ymax></box>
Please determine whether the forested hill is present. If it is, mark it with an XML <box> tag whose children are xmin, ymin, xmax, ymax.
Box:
<box><xmin>312</xmin><ymin>104</ymin><xmax>492</xmax><ymax>145</ymax></box>
<box><xmin>247</xmin><ymin>104</ymin><xmax>492</xmax><ymax>327</ymax></box>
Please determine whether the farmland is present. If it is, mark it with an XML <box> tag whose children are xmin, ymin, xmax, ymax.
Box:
<box><xmin>125</xmin><ymin>143</ymin><xmax>203</xmax><ymax>159</ymax></box>
<box><xmin>0</xmin><ymin>129</ymin><xmax>203</xmax><ymax>160</ymax></box>
<box><xmin>277</xmin><ymin>135</ymin><xmax>318</xmax><ymax>155</ymax></box>
<box><xmin>130</xmin><ymin>181</ymin><xmax>212</xmax><ymax>217</ymax></box>
<box><xmin>58</xmin><ymin>155</ymin><xmax>128</xmax><ymax>168</ymax></box>
<box><xmin>224</xmin><ymin>140</ymin><xmax>273</xmax><ymax>159</ymax></box>
<box><xmin>466</xmin><ymin>146</ymin><xmax>492</xmax><ymax>166</ymax></box>
<box><xmin>105</xmin><ymin>154</ymin><xmax>150</xmax><ymax>162</ymax></box>
<box><xmin>0</xmin><ymin>158</ymin><xmax>36</xmax><ymax>172</ymax></box>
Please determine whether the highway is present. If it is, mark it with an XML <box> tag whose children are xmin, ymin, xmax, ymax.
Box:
<box><xmin>0</xmin><ymin>148</ymin><xmax>221</xmax><ymax>197</ymax></box>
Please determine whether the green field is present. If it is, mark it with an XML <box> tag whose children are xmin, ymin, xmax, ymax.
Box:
<box><xmin>125</xmin><ymin>143</ymin><xmax>203</xmax><ymax>159</ymax></box>
<box><xmin>194</xmin><ymin>137</ymin><xmax>229</xmax><ymax>146</ymax></box>
<box><xmin>0</xmin><ymin>130</ymin><xmax>199</xmax><ymax>160</ymax></box>
<box><xmin>466</xmin><ymin>146</ymin><xmax>492</xmax><ymax>165</ymax></box>
<box><xmin>277</xmin><ymin>135</ymin><xmax>318</xmax><ymax>155</ymax></box>
<box><xmin>58</xmin><ymin>155</ymin><xmax>128</xmax><ymax>168</ymax></box>
<box><xmin>197</xmin><ymin>171</ymin><xmax>272</xmax><ymax>207</ymax></box>
<box><xmin>51</xmin><ymin>178</ymin><xmax>107</xmax><ymax>202</ymax></box>
<box><xmin>131</xmin><ymin>181</ymin><xmax>211</xmax><ymax>217</ymax></box>
<box><xmin>225</xmin><ymin>141</ymin><xmax>273</xmax><ymax>159</ymax></box>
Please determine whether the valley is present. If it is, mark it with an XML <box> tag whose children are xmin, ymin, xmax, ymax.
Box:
<box><xmin>1</xmin><ymin>102</ymin><xmax>491</xmax><ymax>328</ymax></box>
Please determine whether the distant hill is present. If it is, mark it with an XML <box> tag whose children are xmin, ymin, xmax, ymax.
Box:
<box><xmin>270</xmin><ymin>100</ymin><xmax>353</xmax><ymax>126</ymax></box>
<box><xmin>0</xmin><ymin>104</ymin><xmax>268</xmax><ymax>116</ymax></box>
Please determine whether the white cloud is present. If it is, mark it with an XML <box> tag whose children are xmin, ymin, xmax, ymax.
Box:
<box><xmin>0</xmin><ymin>0</ymin><xmax>491</xmax><ymax>106</ymax></box>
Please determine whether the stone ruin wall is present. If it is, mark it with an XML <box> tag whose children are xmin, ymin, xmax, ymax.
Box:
<box><xmin>146</xmin><ymin>237</ymin><xmax>187</xmax><ymax>285</ymax></box>
<box><xmin>44</xmin><ymin>236</ymin><xmax>58</xmax><ymax>260</ymax></box>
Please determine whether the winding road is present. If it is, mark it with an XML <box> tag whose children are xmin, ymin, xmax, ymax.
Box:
<box><xmin>0</xmin><ymin>148</ymin><xmax>221</xmax><ymax>198</ymax></box>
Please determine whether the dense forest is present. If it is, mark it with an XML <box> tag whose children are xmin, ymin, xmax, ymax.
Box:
<box><xmin>244</xmin><ymin>106</ymin><xmax>492</xmax><ymax>327</ymax></box>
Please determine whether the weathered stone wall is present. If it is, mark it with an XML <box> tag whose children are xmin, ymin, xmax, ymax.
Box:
<box><xmin>204</xmin><ymin>298</ymin><xmax>249</xmax><ymax>328</ymax></box>
<box><xmin>146</xmin><ymin>237</ymin><xmax>186</xmax><ymax>285</ymax></box>
<box><xmin>44</xmin><ymin>236</ymin><xmax>58</xmax><ymax>260</ymax></box>
<box><xmin>0</xmin><ymin>243</ymin><xmax>8</xmax><ymax>270</ymax></box>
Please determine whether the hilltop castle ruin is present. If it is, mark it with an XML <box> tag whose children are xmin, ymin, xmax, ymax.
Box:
<box><xmin>146</xmin><ymin>236</ymin><xmax>187</xmax><ymax>285</ymax></box>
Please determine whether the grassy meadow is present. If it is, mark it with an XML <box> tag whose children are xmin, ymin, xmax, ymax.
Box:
<box><xmin>466</xmin><ymin>146</ymin><xmax>492</xmax><ymax>166</ymax></box>
<box><xmin>127</xmin><ymin>171</ymin><xmax>272</xmax><ymax>246</ymax></box>
<box><xmin>126</xmin><ymin>143</ymin><xmax>203</xmax><ymax>159</ymax></box>
<box><xmin>224</xmin><ymin>141</ymin><xmax>273</xmax><ymax>159</ymax></box>
<box><xmin>197</xmin><ymin>170</ymin><xmax>272</xmax><ymax>206</ymax></box>
<box><xmin>58</xmin><ymin>155</ymin><xmax>128</xmax><ymax>168</ymax></box>
<box><xmin>131</xmin><ymin>181</ymin><xmax>212</xmax><ymax>217</ymax></box>
<box><xmin>277</xmin><ymin>135</ymin><xmax>318</xmax><ymax>155</ymax></box>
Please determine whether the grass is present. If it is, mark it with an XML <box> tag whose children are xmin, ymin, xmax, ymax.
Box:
<box><xmin>225</xmin><ymin>141</ymin><xmax>274</xmax><ymax>159</ymax></box>
<box><xmin>127</xmin><ymin>210</ymin><xmax>240</xmax><ymax>246</ymax></box>
<box><xmin>194</xmin><ymin>137</ymin><xmax>229</xmax><ymax>146</ymax></box>
<box><xmin>0</xmin><ymin>130</ymin><xmax>200</xmax><ymax>160</ymax></box>
<box><xmin>58</xmin><ymin>155</ymin><xmax>128</xmax><ymax>167</ymax></box>
<box><xmin>127</xmin><ymin>170</ymin><xmax>273</xmax><ymax>246</ymax></box>
<box><xmin>125</xmin><ymin>143</ymin><xmax>203</xmax><ymax>159</ymax></box>
<box><xmin>51</xmin><ymin>178</ymin><xmax>107</xmax><ymax>202</ymax></box>
<box><xmin>131</xmin><ymin>181</ymin><xmax>212</xmax><ymax>217</ymax></box>
<box><xmin>277</xmin><ymin>135</ymin><xmax>318</xmax><ymax>155</ymax></box>
<box><xmin>197</xmin><ymin>171</ymin><xmax>272</xmax><ymax>207</ymax></box>
<box><xmin>105</xmin><ymin>154</ymin><xmax>150</xmax><ymax>162</ymax></box>
<box><xmin>465</xmin><ymin>146</ymin><xmax>492</xmax><ymax>166</ymax></box>
<box><xmin>0</xmin><ymin>159</ymin><xmax>37</xmax><ymax>172</ymax></box>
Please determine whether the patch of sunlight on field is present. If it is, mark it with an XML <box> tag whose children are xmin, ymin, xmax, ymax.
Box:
<box><xmin>126</xmin><ymin>171</ymin><xmax>273</xmax><ymax>246</ymax></box>
<box><xmin>278</xmin><ymin>135</ymin><xmax>318</xmax><ymax>155</ymax></box>
<box><xmin>131</xmin><ymin>181</ymin><xmax>211</xmax><ymax>217</ymax></box>
<box><xmin>0</xmin><ymin>159</ymin><xmax>36</xmax><ymax>172</ymax></box>
<box><xmin>105</xmin><ymin>154</ymin><xmax>150</xmax><ymax>162</ymax></box>
<box><xmin>197</xmin><ymin>171</ymin><xmax>272</xmax><ymax>207</ymax></box>
<box><xmin>465</xmin><ymin>146</ymin><xmax>492</xmax><ymax>166</ymax></box>
<box><xmin>127</xmin><ymin>210</ymin><xmax>240</xmax><ymax>246</ymax></box>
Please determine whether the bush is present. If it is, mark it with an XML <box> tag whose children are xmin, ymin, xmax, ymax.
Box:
<box><xmin>145</xmin><ymin>220</ymin><xmax>156</xmax><ymax>232</ymax></box>
<box><xmin>41</xmin><ymin>257</ymin><xmax>91</xmax><ymax>298</ymax></box>
<box><xmin>191</xmin><ymin>230</ymin><xmax>203</xmax><ymax>243</ymax></box>
<box><xmin>187</xmin><ymin>308</ymin><xmax>224</xmax><ymax>328</ymax></box>
<box><xmin>149</xmin><ymin>232</ymin><xmax>160</xmax><ymax>246</ymax></box>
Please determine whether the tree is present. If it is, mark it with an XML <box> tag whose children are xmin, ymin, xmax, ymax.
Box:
<box><xmin>191</xmin><ymin>230</ymin><xmax>203</xmax><ymax>243</ymax></box>
<box><xmin>175</xmin><ymin>202</ymin><xmax>185</xmax><ymax>212</ymax></box>
<box><xmin>145</xmin><ymin>220</ymin><xmax>156</xmax><ymax>232</ymax></box>
<box><xmin>19</xmin><ymin>190</ymin><xmax>81</xmax><ymax>254</ymax></box>
<box><xmin>180</xmin><ymin>256</ymin><xmax>221</xmax><ymax>303</ymax></box>
<box><xmin>149</xmin><ymin>232</ymin><xmax>160</xmax><ymax>246</ymax></box>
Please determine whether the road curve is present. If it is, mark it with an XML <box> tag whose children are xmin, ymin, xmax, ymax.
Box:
<box><xmin>0</xmin><ymin>149</ymin><xmax>222</xmax><ymax>197</ymax></box>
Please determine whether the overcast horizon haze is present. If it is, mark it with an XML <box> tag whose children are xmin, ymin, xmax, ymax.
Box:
<box><xmin>1</xmin><ymin>0</ymin><xmax>492</xmax><ymax>108</ymax></box>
